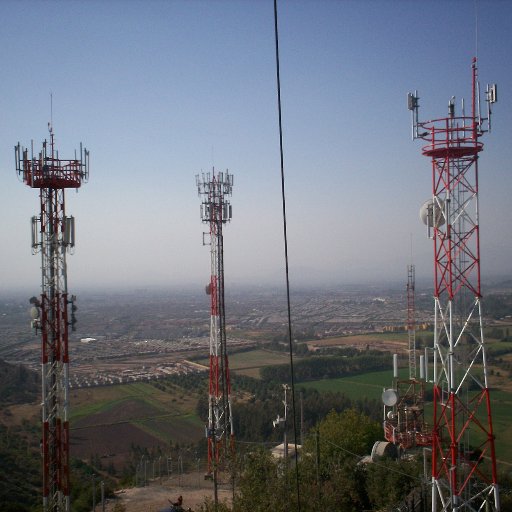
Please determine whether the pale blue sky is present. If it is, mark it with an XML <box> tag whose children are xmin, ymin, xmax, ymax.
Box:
<box><xmin>1</xmin><ymin>0</ymin><xmax>511</xmax><ymax>292</ymax></box>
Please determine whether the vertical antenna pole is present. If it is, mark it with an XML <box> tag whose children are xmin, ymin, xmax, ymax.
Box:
<box><xmin>407</xmin><ymin>264</ymin><xmax>416</xmax><ymax>379</ymax></box>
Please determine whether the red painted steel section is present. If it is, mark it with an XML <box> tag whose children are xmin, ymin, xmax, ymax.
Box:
<box><xmin>210</xmin><ymin>275</ymin><xmax>218</xmax><ymax>316</ymax></box>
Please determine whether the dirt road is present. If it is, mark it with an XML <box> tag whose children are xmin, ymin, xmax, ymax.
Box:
<box><xmin>109</xmin><ymin>472</ymin><xmax>233</xmax><ymax>512</ymax></box>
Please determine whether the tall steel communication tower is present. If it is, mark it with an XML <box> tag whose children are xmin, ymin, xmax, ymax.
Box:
<box><xmin>409</xmin><ymin>58</ymin><xmax>499</xmax><ymax>511</ymax></box>
<box><xmin>15</xmin><ymin>126</ymin><xmax>89</xmax><ymax>512</ymax></box>
<box><xmin>196</xmin><ymin>169</ymin><xmax>234</xmax><ymax>479</ymax></box>
<box><xmin>407</xmin><ymin>264</ymin><xmax>416</xmax><ymax>380</ymax></box>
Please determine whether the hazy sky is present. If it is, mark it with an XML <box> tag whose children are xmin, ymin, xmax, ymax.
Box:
<box><xmin>1</xmin><ymin>0</ymin><xmax>511</xmax><ymax>294</ymax></box>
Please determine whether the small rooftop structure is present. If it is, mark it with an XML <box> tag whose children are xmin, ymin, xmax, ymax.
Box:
<box><xmin>80</xmin><ymin>337</ymin><xmax>97</xmax><ymax>343</ymax></box>
<box><xmin>270</xmin><ymin>442</ymin><xmax>301</xmax><ymax>461</ymax></box>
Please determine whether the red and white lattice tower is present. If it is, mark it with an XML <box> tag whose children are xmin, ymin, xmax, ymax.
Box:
<box><xmin>409</xmin><ymin>58</ymin><xmax>500</xmax><ymax>511</ymax></box>
<box><xmin>382</xmin><ymin>264</ymin><xmax>431</xmax><ymax>450</ymax></box>
<box><xmin>15</xmin><ymin>126</ymin><xmax>89</xmax><ymax>512</ymax></box>
<box><xmin>407</xmin><ymin>264</ymin><xmax>417</xmax><ymax>380</ymax></box>
<box><xmin>196</xmin><ymin>169</ymin><xmax>234</xmax><ymax>477</ymax></box>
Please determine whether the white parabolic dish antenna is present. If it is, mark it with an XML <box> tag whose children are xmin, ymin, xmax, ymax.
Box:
<box><xmin>382</xmin><ymin>388</ymin><xmax>398</xmax><ymax>406</ymax></box>
<box><xmin>419</xmin><ymin>198</ymin><xmax>445</xmax><ymax>228</ymax></box>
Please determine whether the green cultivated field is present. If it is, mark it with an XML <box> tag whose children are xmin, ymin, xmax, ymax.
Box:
<box><xmin>200</xmin><ymin>349</ymin><xmax>295</xmax><ymax>379</ymax></box>
<box><xmin>300</xmin><ymin>368</ymin><xmax>410</xmax><ymax>401</ymax></box>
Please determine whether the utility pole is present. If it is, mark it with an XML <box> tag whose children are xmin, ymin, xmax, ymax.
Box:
<box><xmin>273</xmin><ymin>384</ymin><xmax>290</xmax><ymax>461</ymax></box>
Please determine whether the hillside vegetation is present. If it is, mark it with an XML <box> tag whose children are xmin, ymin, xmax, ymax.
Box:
<box><xmin>0</xmin><ymin>360</ymin><xmax>116</xmax><ymax>512</ymax></box>
<box><xmin>0</xmin><ymin>358</ymin><xmax>39</xmax><ymax>404</ymax></box>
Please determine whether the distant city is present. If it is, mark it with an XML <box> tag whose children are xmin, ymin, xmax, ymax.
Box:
<box><xmin>1</xmin><ymin>281</ymin><xmax>510</xmax><ymax>388</ymax></box>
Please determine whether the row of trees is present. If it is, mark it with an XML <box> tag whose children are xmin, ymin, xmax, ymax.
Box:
<box><xmin>485</xmin><ymin>293</ymin><xmax>512</xmax><ymax>320</ymax></box>
<box><xmin>260</xmin><ymin>350</ymin><xmax>390</xmax><ymax>382</ymax></box>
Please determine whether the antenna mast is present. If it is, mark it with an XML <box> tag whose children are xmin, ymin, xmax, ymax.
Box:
<box><xmin>409</xmin><ymin>58</ymin><xmax>499</xmax><ymax>511</ymax></box>
<box><xmin>196</xmin><ymin>169</ymin><xmax>234</xmax><ymax>484</ymax></box>
<box><xmin>407</xmin><ymin>264</ymin><xmax>416</xmax><ymax>380</ymax></box>
<box><xmin>15</xmin><ymin>127</ymin><xmax>89</xmax><ymax>512</ymax></box>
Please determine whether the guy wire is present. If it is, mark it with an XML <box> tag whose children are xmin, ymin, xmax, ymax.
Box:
<box><xmin>273</xmin><ymin>1</ymin><xmax>302</xmax><ymax>511</ymax></box>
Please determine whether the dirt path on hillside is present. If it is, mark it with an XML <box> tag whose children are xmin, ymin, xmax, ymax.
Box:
<box><xmin>108</xmin><ymin>472</ymin><xmax>232</xmax><ymax>512</ymax></box>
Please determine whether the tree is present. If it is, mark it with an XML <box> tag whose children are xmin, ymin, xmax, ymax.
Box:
<box><xmin>234</xmin><ymin>449</ymin><xmax>284</xmax><ymax>512</ymax></box>
<box><xmin>297</xmin><ymin>409</ymin><xmax>382</xmax><ymax>511</ymax></box>
<box><xmin>305</xmin><ymin>409</ymin><xmax>381</xmax><ymax>466</ymax></box>
<box><xmin>364</xmin><ymin>458</ymin><xmax>422</xmax><ymax>510</ymax></box>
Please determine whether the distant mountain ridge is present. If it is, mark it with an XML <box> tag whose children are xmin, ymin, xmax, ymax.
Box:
<box><xmin>0</xmin><ymin>359</ymin><xmax>39</xmax><ymax>404</ymax></box>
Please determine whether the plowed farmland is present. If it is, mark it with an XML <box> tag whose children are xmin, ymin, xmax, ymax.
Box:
<box><xmin>69</xmin><ymin>382</ymin><xmax>203</xmax><ymax>469</ymax></box>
